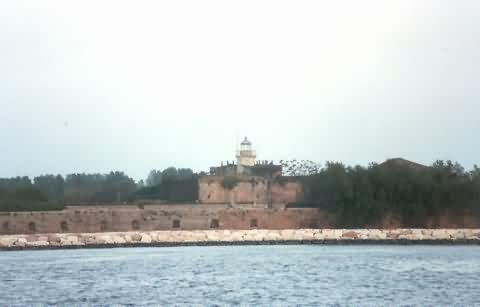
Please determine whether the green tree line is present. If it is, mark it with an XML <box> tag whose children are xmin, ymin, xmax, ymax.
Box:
<box><xmin>2</xmin><ymin>160</ymin><xmax>480</xmax><ymax>227</ymax></box>
<box><xmin>0</xmin><ymin>176</ymin><xmax>63</xmax><ymax>211</ymax></box>
<box><xmin>136</xmin><ymin>167</ymin><xmax>197</xmax><ymax>202</ymax></box>
<box><xmin>0</xmin><ymin>167</ymin><xmax>195</xmax><ymax>211</ymax></box>
<box><xmin>293</xmin><ymin>159</ymin><xmax>480</xmax><ymax>227</ymax></box>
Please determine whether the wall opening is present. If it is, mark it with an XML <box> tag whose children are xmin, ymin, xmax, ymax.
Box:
<box><xmin>210</xmin><ymin>219</ymin><xmax>220</xmax><ymax>228</ymax></box>
<box><xmin>28</xmin><ymin>222</ymin><xmax>36</xmax><ymax>233</ymax></box>
<box><xmin>100</xmin><ymin>220</ymin><xmax>107</xmax><ymax>231</ymax></box>
<box><xmin>2</xmin><ymin>221</ymin><xmax>9</xmax><ymax>232</ymax></box>
<box><xmin>172</xmin><ymin>219</ymin><xmax>181</xmax><ymax>229</ymax></box>
<box><xmin>60</xmin><ymin>221</ymin><xmax>69</xmax><ymax>232</ymax></box>
<box><xmin>250</xmin><ymin>218</ymin><xmax>258</xmax><ymax>228</ymax></box>
<box><xmin>132</xmin><ymin>220</ymin><xmax>140</xmax><ymax>230</ymax></box>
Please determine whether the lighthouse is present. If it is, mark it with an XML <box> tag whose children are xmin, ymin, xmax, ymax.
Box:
<box><xmin>209</xmin><ymin>136</ymin><xmax>282</xmax><ymax>178</ymax></box>
<box><xmin>236</xmin><ymin>137</ymin><xmax>257</xmax><ymax>166</ymax></box>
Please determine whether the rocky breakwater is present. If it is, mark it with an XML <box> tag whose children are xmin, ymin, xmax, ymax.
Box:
<box><xmin>1</xmin><ymin>229</ymin><xmax>480</xmax><ymax>250</ymax></box>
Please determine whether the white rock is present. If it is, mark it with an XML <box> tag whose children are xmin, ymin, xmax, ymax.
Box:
<box><xmin>112</xmin><ymin>235</ymin><xmax>126</xmax><ymax>244</ymax></box>
<box><xmin>153</xmin><ymin>231</ymin><xmax>169</xmax><ymax>242</ymax></box>
<box><xmin>140</xmin><ymin>234</ymin><xmax>152</xmax><ymax>243</ymax></box>
<box><xmin>357</xmin><ymin>229</ymin><xmax>370</xmax><ymax>236</ymax></box>
<box><xmin>194</xmin><ymin>232</ymin><xmax>208</xmax><ymax>241</ymax></box>
<box><xmin>14</xmin><ymin>238</ymin><xmax>27</xmax><ymax>247</ymax></box>
<box><xmin>66</xmin><ymin>235</ymin><xmax>79</xmax><ymax>242</ymax></box>
<box><xmin>98</xmin><ymin>235</ymin><xmax>114</xmax><ymax>244</ymax></box>
<box><xmin>0</xmin><ymin>238</ymin><xmax>14</xmax><ymax>247</ymax></box>
<box><xmin>411</xmin><ymin>229</ymin><xmax>423</xmax><ymax>236</ymax></box>
<box><xmin>83</xmin><ymin>236</ymin><xmax>97</xmax><ymax>245</ymax></box>
<box><xmin>242</xmin><ymin>234</ymin><xmax>256</xmax><ymax>241</ymax></box>
<box><xmin>323</xmin><ymin>229</ymin><xmax>342</xmax><ymax>239</ymax></box>
<box><xmin>280</xmin><ymin>229</ymin><xmax>295</xmax><ymax>237</ymax></box>
<box><xmin>398</xmin><ymin>235</ymin><xmax>413</xmax><ymax>240</ymax></box>
<box><xmin>450</xmin><ymin>232</ymin><xmax>465</xmax><ymax>240</ymax></box>
<box><xmin>432</xmin><ymin>230</ymin><xmax>450</xmax><ymax>240</ymax></box>
<box><xmin>291</xmin><ymin>230</ymin><xmax>306</xmax><ymax>240</ymax></box>
<box><xmin>421</xmin><ymin>229</ymin><xmax>433</xmax><ymax>236</ymax></box>
<box><xmin>368</xmin><ymin>230</ymin><xmax>387</xmax><ymax>240</ymax></box>
<box><xmin>313</xmin><ymin>232</ymin><xmax>325</xmax><ymax>240</ymax></box>
<box><xmin>265</xmin><ymin>232</ymin><xmax>282</xmax><ymax>241</ymax></box>
<box><xmin>229</xmin><ymin>231</ymin><xmax>245</xmax><ymax>241</ymax></box>
<box><xmin>182</xmin><ymin>232</ymin><xmax>203</xmax><ymax>242</ymax></box>
<box><xmin>26</xmin><ymin>240</ymin><xmax>49</xmax><ymax>247</ymax></box>
<box><xmin>129</xmin><ymin>233</ymin><xmax>142</xmax><ymax>242</ymax></box>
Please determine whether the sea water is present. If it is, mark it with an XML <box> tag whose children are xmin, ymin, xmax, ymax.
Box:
<box><xmin>1</xmin><ymin>245</ymin><xmax>479</xmax><ymax>306</ymax></box>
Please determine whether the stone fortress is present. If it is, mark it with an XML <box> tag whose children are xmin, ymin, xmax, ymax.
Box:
<box><xmin>0</xmin><ymin>138</ymin><xmax>309</xmax><ymax>236</ymax></box>
<box><xmin>199</xmin><ymin>137</ymin><xmax>302</xmax><ymax>207</ymax></box>
<box><xmin>2</xmin><ymin>139</ymin><xmax>480</xmax><ymax>246</ymax></box>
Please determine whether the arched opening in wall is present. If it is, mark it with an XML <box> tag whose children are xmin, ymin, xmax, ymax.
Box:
<box><xmin>100</xmin><ymin>220</ymin><xmax>107</xmax><ymax>231</ymax></box>
<box><xmin>132</xmin><ymin>220</ymin><xmax>140</xmax><ymax>230</ymax></box>
<box><xmin>210</xmin><ymin>219</ymin><xmax>220</xmax><ymax>229</ymax></box>
<box><xmin>250</xmin><ymin>218</ymin><xmax>258</xmax><ymax>228</ymax></box>
<box><xmin>60</xmin><ymin>221</ymin><xmax>69</xmax><ymax>232</ymax></box>
<box><xmin>28</xmin><ymin>222</ymin><xmax>36</xmax><ymax>233</ymax></box>
<box><xmin>172</xmin><ymin>219</ymin><xmax>181</xmax><ymax>229</ymax></box>
<box><xmin>207</xmin><ymin>192</ymin><xmax>212</xmax><ymax>200</ymax></box>
<box><xmin>2</xmin><ymin>221</ymin><xmax>9</xmax><ymax>232</ymax></box>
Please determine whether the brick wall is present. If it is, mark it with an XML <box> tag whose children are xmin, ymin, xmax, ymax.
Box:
<box><xmin>0</xmin><ymin>205</ymin><xmax>332</xmax><ymax>235</ymax></box>
<box><xmin>198</xmin><ymin>176</ymin><xmax>302</xmax><ymax>205</ymax></box>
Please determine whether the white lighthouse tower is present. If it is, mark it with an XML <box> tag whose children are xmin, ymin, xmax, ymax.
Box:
<box><xmin>236</xmin><ymin>137</ymin><xmax>256</xmax><ymax>167</ymax></box>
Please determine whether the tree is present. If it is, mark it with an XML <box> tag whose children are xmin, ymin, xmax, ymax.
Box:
<box><xmin>177</xmin><ymin>168</ymin><xmax>194</xmax><ymax>178</ymax></box>
<box><xmin>34</xmin><ymin>175</ymin><xmax>64</xmax><ymax>202</ymax></box>
<box><xmin>162</xmin><ymin>167</ymin><xmax>179</xmax><ymax>180</ymax></box>
<box><xmin>146</xmin><ymin>170</ymin><xmax>162</xmax><ymax>187</ymax></box>
<box><xmin>280</xmin><ymin>159</ymin><xmax>321</xmax><ymax>176</ymax></box>
<box><xmin>296</xmin><ymin>159</ymin><xmax>480</xmax><ymax>228</ymax></box>
<box><xmin>0</xmin><ymin>176</ymin><xmax>32</xmax><ymax>193</ymax></box>
<box><xmin>64</xmin><ymin>172</ymin><xmax>137</xmax><ymax>203</ymax></box>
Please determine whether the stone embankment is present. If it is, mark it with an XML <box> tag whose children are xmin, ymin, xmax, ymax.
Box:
<box><xmin>1</xmin><ymin>229</ymin><xmax>480</xmax><ymax>250</ymax></box>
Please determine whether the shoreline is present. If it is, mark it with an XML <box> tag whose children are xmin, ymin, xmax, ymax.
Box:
<box><xmin>1</xmin><ymin>229</ymin><xmax>480</xmax><ymax>251</ymax></box>
<box><xmin>2</xmin><ymin>239</ymin><xmax>480</xmax><ymax>251</ymax></box>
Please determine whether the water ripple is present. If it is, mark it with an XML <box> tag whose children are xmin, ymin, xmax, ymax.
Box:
<box><xmin>0</xmin><ymin>245</ymin><xmax>480</xmax><ymax>306</ymax></box>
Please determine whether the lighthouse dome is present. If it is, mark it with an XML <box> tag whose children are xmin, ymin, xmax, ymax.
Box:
<box><xmin>241</xmin><ymin>137</ymin><xmax>251</xmax><ymax>146</ymax></box>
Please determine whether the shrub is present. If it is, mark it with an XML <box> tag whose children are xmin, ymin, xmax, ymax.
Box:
<box><xmin>0</xmin><ymin>199</ymin><xmax>64</xmax><ymax>212</ymax></box>
<box><xmin>222</xmin><ymin>177</ymin><xmax>239</xmax><ymax>190</ymax></box>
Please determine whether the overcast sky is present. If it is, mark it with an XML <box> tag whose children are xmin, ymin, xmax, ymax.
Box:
<box><xmin>1</xmin><ymin>1</ymin><xmax>479</xmax><ymax>181</ymax></box>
